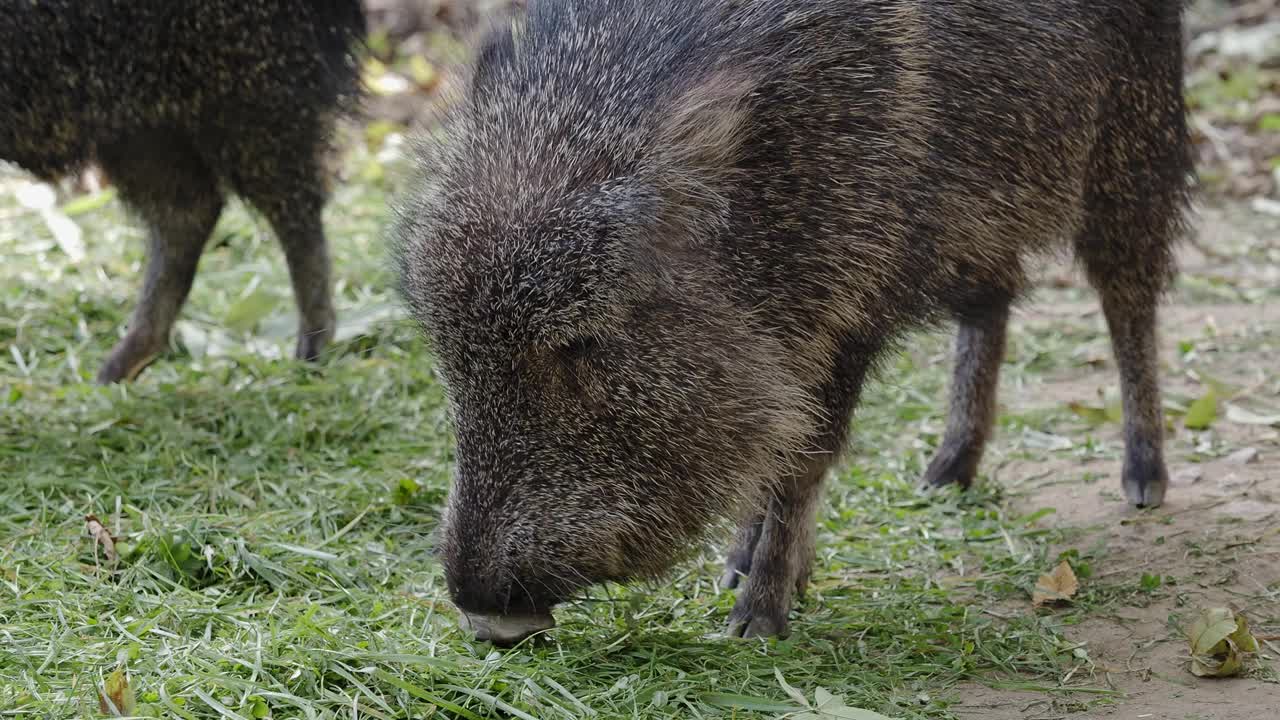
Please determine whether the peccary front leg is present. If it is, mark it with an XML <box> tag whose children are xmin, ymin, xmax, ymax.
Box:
<box><xmin>726</xmin><ymin>341</ymin><xmax>872</xmax><ymax>638</ymax></box>
<box><xmin>922</xmin><ymin>300</ymin><xmax>1010</xmax><ymax>489</ymax></box>
<box><xmin>726</xmin><ymin>457</ymin><xmax>828</xmax><ymax>638</ymax></box>
<box><xmin>96</xmin><ymin>136</ymin><xmax>224</xmax><ymax>384</ymax></box>
<box><xmin>720</xmin><ymin>513</ymin><xmax>763</xmax><ymax>590</ymax></box>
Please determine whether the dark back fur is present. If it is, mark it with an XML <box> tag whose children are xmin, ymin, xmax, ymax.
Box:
<box><xmin>0</xmin><ymin>0</ymin><xmax>366</xmax><ymax>179</ymax></box>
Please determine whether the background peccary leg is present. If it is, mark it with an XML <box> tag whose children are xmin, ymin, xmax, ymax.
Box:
<box><xmin>95</xmin><ymin>135</ymin><xmax>224</xmax><ymax>384</ymax></box>
<box><xmin>1094</xmin><ymin>287</ymin><xmax>1167</xmax><ymax>508</ymax></box>
<box><xmin>234</xmin><ymin>146</ymin><xmax>336</xmax><ymax>363</ymax></box>
<box><xmin>262</xmin><ymin>195</ymin><xmax>335</xmax><ymax>363</ymax></box>
<box><xmin>727</xmin><ymin>339</ymin><xmax>874</xmax><ymax>638</ymax></box>
<box><xmin>1073</xmin><ymin>197</ymin><xmax>1176</xmax><ymax>512</ymax></box>
<box><xmin>922</xmin><ymin>299</ymin><xmax>1011</xmax><ymax>490</ymax></box>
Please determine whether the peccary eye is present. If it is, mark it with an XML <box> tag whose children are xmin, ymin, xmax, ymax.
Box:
<box><xmin>558</xmin><ymin>335</ymin><xmax>599</xmax><ymax>360</ymax></box>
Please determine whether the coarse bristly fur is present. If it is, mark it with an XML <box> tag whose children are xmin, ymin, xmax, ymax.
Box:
<box><xmin>0</xmin><ymin>0</ymin><xmax>367</xmax><ymax>383</ymax></box>
<box><xmin>392</xmin><ymin>0</ymin><xmax>1193</xmax><ymax>643</ymax></box>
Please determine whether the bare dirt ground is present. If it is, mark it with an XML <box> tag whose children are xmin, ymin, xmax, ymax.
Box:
<box><xmin>951</xmin><ymin>202</ymin><xmax>1280</xmax><ymax>719</ymax></box>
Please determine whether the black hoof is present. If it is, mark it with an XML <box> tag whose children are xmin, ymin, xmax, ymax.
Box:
<box><xmin>725</xmin><ymin>604</ymin><xmax>789</xmax><ymax>639</ymax></box>
<box><xmin>98</xmin><ymin>334</ymin><xmax>163</xmax><ymax>384</ymax></box>
<box><xmin>921</xmin><ymin>441</ymin><xmax>980</xmax><ymax>490</ymax></box>
<box><xmin>295</xmin><ymin>322</ymin><xmax>335</xmax><ymax>363</ymax></box>
<box><xmin>1123</xmin><ymin>457</ymin><xmax>1168</xmax><ymax>509</ymax></box>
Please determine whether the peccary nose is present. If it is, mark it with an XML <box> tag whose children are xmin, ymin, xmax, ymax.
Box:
<box><xmin>447</xmin><ymin>569</ymin><xmax>556</xmax><ymax>646</ymax></box>
<box><xmin>448</xmin><ymin>564</ymin><xmax>550</xmax><ymax>614</ymax></box>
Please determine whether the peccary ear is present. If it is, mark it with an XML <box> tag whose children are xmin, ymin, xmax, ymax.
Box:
<box><xmin>650</xmin><ymin>70</ymin><xmax>758</xmax><ymax>237</ymax></box>
<box><xmin>655</xmin><ymin>70</ymin><xmax>756</xmax><ymax>178</ymax></box>
<box><xmin>470</xmin><ymin>26</ymin><xmax>516</xmax><ymax>97</ymax></box>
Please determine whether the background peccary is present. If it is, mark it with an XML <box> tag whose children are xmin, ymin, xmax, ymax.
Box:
<box><xmin>0</xmin><ymin>0</ymin><xmax>366</xmax><ymax>383</ymax></box>
<box><xmin>394</xmin><ymin>0</ymin><xmax>1191</xmax><ymax>644</ymax></box>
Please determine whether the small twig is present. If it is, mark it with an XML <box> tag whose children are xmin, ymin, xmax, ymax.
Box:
<box><xmin>1190</xmin><ymin>0</ymin><xmax>1278</xmax><ymax>35</ymax></box>
<box><xmin>314</xmin><ymin>504</ymin><xmax>372</xmax><ymax>549</ymax></box>
<box><xmin>1186</xmin><ymin>231</ymin><xmax>1239</xmax><ymax>262</ymax></box>
<box><xmin>1193</xmin><ymin>116</ymin><xmax>1233</xmax><ymax>166</ymax></box>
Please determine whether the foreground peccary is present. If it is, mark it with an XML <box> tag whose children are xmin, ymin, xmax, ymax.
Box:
<box><xmin>394</xmin><ymin>0</ymin><xmax>1191</xmax><ymax>644</ymax></box>
<box><xmin>0</xmin><ymin>0</ymin><xmax>366</xmax><ymax>383</ymax></box>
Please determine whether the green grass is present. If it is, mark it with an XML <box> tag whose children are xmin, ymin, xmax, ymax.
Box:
<box><xmin>0</xmin><ymin>137</ymin><xmax>1236</xmax><ymax>719</ymax></box>
<box><xmin>12</xmin><ymin>4</ymin><xmax>1278</xmax><ymax>710</ymax></box>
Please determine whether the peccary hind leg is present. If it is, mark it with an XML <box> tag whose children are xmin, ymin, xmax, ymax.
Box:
<box><xmin>263</xmin><ymin>196</ymin><xmax>336</xmax><ymax>362</ymax></box>
<box><xmin>1093</xmin><ymin>285</ymin><xmax>1167</xmax><ymax>508</ymax></box>
<box><xmin>922</xmin><ymin>299</ymin><xmax>1011</xmax><ymax>490</ymax></box>
<box><xmin>1072</xmin><ymin>55</ymin><xmax>1183</xmax><ymax>509</ymax></box>
<box><xmin>235</xmin><ymin>144</ymin><xmax>336</xmax><ymax>363</ymax></box>
<box><xmin>96</xmin><ymin>135</ymin><xmax>224</xmax><ymax>384</ymax></box>
<box><xmin>726</xmin><ymin>340</ymin><xmax>873</xmax><ymax>638</ymax></box>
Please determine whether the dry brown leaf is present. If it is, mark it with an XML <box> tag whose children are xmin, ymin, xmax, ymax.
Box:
<box><xmin>85</xmin><ymin>514</ymin><xmax>117</xmax><ymax>563</ymax></box>
<box><xmin>1032</xmin><ymin>560</ymin><xmax>1079</xmax><ymax>607</ymax></box>
<box><xmin>98</xmin><ymin>667</ymin><xmax>135</xmax><ymax>716</ymax></box>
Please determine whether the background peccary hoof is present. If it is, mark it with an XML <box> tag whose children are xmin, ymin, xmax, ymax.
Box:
<box><xmin>458</xmin><ymin>612</ymin><xmax>556</xmax><ymax>646</ymax></box>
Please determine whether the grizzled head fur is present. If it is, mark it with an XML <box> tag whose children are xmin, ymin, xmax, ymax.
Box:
<box><xmin>394</xmin><ymin>5</ymin><xmax>812</xmax><ymax>625</ymax></box>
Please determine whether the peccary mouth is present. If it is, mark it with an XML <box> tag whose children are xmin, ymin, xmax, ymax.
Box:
<box><xmin>457</xmin><ymin>611</ymin><xmax>556</xmax><ymax>646</ymax></box>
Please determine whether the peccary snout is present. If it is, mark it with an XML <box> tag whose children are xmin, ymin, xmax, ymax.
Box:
<box><xmin>445</xmin><ymin>559</ymin><xmax>558</xmax><ymax>646</ymax></box>
<box><xmin>443</xmin><ymin>535</ymin><xmax>560</xmax><ymax>618</ymax></box>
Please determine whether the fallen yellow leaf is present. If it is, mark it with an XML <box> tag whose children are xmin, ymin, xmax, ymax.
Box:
<box><xmin>408</xmin><ymin>55</ymin><xmax>440</xmax><ymax>92</ymax></box>
<box><xmin>1188</xmin><ymin>607</ymin><xmax>1259</xmax><ymax>678</ymax></box>
<box><xmin>1184</xmin><ymin>386</ymin><xmax>1218</xmax><ymax>430</ymax></box>
<box><xmin>1032</xmin><ymin>560</ymin><xmax>1079</xmax><ymax>607</ymax></box>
